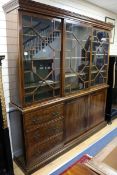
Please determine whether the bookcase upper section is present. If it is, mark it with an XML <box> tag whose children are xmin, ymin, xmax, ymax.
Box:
<box><xmin>3</xmin><ymin>0</ymin><xmax>113</xmax><ymax>108</ymax></box>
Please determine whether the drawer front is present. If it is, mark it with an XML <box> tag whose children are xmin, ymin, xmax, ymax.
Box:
<box><xmin>26</xmin><ymin>133</ymin><xmax>63</xmax><ymax>165</ymax></box>
<box><xmin>25</xmin><ymin>117</ymin><xmax>64</xmax><ymax>145</ymax></box>
<box><xmin>24</xmin><ymin>104</ymin><xmax>64</xmax><ymax>130</ymax></box>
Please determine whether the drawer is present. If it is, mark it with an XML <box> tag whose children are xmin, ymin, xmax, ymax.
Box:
<box><xmin>26</xmin><ymin>133</ymin><xmax>63</xmax><ymax>165</ymax></box>
<box><xmin>24</xmin><ymin>104</ymin><xmax>64</xmax><ymax>130</ymax></box>
<box><xmin>25</xmin><ymin>117</ymin><xmax>64</xmax><ymax>145</ymax></box>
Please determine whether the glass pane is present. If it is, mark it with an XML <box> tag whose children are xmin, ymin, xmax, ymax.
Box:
<box><xmin>91</xmin><ymin>73</ymin><xmax>104</xmax><ymax>86</ymax></box>
<box><xmin>91</xmin><ymin>29</ymin><xmax>109</xmax><ymax>86</ymax></box>
<box><xmin>22</xmin><ymin>15</ymin><xmax>61</xmax><ymax>104</ymax></box>
<box><xmin>22</xmin><ymin>15</ymin><xmax>31</xmax><ymax>26</ymax></box>
<box><xmin>65</xmin><ymin>20</ymin><xmax>91</xmax><ymax>94</ymax></box>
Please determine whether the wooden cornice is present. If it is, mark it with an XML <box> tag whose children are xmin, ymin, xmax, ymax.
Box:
<box><xmin>2</xmin><ymin>0</ymin><xmax>19</xmax><ymax>13</ymax></box>
<box><xmin>3</xmin><ymin>0</ymin><xmax>113</xmax><ymax>30</ymax></box>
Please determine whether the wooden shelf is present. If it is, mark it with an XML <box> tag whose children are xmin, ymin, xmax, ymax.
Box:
<box><xmin>65</xmin><ymin>73</ymin><xmax>77</xmax><ymax>78</ymax></box>
<box><xmin>65</xmin><ymin>57</ymin><xmax>87</xmax><ymax>59</ymax></box>
<box><xmin>65</xmin><ymin>72</ymin><xmax>88</xmax><ymax>78</ymax></box>
<box><xmin>24</xmin><ymin>81</ymin><xmax>59</xmax><ymax>90</ymax></box>
<box><xmin>92</xmin><ymin>53</ymin><xmax>107</xmax><ymax>55</ymax></box>
<box><xmin>25</xmin><ymin>85</ymin><xmax>60</xmax><ymax>96</ymax></box>
<box><xmin>91</xmin><ymin>70</ymin><xmax>98</xmax><ymax>74</ymax></box>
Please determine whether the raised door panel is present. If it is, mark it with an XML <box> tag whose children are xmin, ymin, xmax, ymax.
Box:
<box><xmin>88</xmin><ymin>89</ymin><xmax>107</xmax><ymax>128</ymax></box>
<box><xmin>65</xmin><ymin>96</ymin><xmax>88</xmax><ymax>143</ymax></box>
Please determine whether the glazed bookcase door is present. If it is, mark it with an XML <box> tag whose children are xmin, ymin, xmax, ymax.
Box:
<box><xmin>64</xmin><ymin>20</ymin><xmax>92</xmax><ymax>94</ymax></box>
<box><xmin>22</xmin><ymin>14</ymin><xmax>62</xmax><ymax>104</ymax></box>
<box><xmin>91</xmin><ymin>29</ymin><xmax>109</xmax><ymax>86</ymax></box>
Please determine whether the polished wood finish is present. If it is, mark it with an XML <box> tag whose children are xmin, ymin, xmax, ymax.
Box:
<box><xmin>89</xmin><ymin>89</ymin><xmax>107</xmax><ymax>128</ymax></box>
<box><xmin>65</xmin><ymin>89</ymin><xmax>107</xmax><ymax>143</ymax></box>
<box><xmin>26</xmin><ymin>132</ymin><xmax>64</xmax><ymax>166</ymax></box>
<box><xmin>20</xmin><ymin>89</ymin><xmax>107</xmax><ymax>171</ymax></box>
<box><xmin>14</xmin><ymin>120</ymin><xmax>106</xmax><ymax>174</ymax></box>
<box><xmin>3</xmin><ymin>0</ymin><xmax>113</xmax><ymax>31</ymax></box>
<box><xmin>23</xmin><ymin>103</ymin><xmax>64</xmax><ymax>166</ymax></box>
<box><xmin>3</xmin><ymin>0</ymin><xmax>113</xmax><ymax>174</ymax></box>
<box><xmin>61</xmin><ymin>164</ymin><xmax>99</xmax><ymax>175</ymax></box>
<box><xmin>23</xmin><ymin>104</ymin><xmax>64</xmax><ymax>130</ymax></box>
<box><xmin>65</xmin><ymin>97</ymin><xmax>88</xmax><ymax>142</ymax></box>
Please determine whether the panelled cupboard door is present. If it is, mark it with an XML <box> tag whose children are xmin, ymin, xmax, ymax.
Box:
<box><xmin>88</xmin><ymin>89</ymin><xmax>106</xmax><ymax>128</ymax></box>
<box><xmin>65</xmin><ymin>97</ymin><xmax>88</xmax><ymax>143</ymax></box>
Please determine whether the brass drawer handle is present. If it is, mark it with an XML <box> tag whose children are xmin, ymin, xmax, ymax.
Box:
<box><xmin>52</xmin><ymin>111</ymin><xmax>59</xmax><ymax>116</ymax></box>
<box><xmin>32</xmin><ymin>118</ymin><xmax>41</xmax><ymax>124</ymax></box>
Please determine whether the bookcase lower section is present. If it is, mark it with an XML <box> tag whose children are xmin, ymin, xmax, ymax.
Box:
<box><xmin>14</xmin><ymin>87</ymin><xmax>107</xmax><ymax>175</ymax></box>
